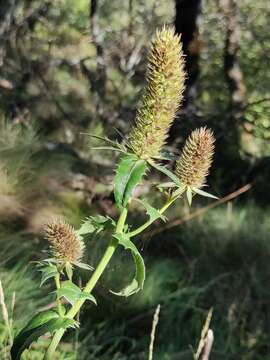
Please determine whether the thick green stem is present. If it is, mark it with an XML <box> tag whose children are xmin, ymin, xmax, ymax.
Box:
<box><xmin>43</xmin><ymin>207</ymin><xmax>128</xmax><ymax>360</ymax></box>
<box><xmin>129</xmin><ymin>196</ymin><xmax>177</xmax><ymax>238</ymax></box>
<box><xmin>55</xmin><ymin>274</ymin><xmax>64</xmax><ymax>317</ymax></box>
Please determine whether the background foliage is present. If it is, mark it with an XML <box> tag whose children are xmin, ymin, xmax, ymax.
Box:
<box><xmin>0</xmin><ymin>0</ymin><xmax>270</xmax><ymax>359</ymax></box>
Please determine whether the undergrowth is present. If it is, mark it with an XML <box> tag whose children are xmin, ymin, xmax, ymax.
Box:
<box><xmin>1</xmin><ymin>202</ymin><xmax>269</xmax><ymax>359</ymax></box>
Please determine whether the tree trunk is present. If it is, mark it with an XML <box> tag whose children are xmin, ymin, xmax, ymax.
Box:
<box><xmin>174</xmin><ymin>0</ymin><xmax>201</xmax><ymax>106</ymax></box>
<box><xmin>215</xmin><ymin>0</ymin><xmax>248</xmax><ymax>190</ymax></box>
<box><xmin>89</xmin><ymin>0</ymin><xmax>106</xmax><ymax>94</ymax></box>
<box><xmin>0</xmin><ymin>0</ymin><xmax>17</xmax><ymax>66</ymax></box>
<box><xmin>220</xmin><ymin>0</ymin><xmax>246</xmax><ymax>123</ymax></box>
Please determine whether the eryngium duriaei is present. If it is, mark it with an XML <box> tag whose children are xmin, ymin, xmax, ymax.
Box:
<box><xmin>128</xmin><ymin>27</ymin><xmax>185</xmax><ymax>160</ymax></box>
<box><xmin>176</xmin><ymin>127</ymin><xmax>215</xmax><ymax>189</ymax></box>
<box><xmin>44</xmin><ymin>221</ymin><xmax>84</xmax><ymax>264</ymax></box>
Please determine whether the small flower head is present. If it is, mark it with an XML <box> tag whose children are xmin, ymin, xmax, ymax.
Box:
<box><xmin>176</xmin><ymin>127</ymin><xmax>215</xmax><ymax>189</ymax></box>
<box><xmin>44</xmin><ymin>220</ymin><xmax>84</xmax><ymax>264</ymax></box>
<box><xmin>128</xmin><ymin>27</ymin><xmax>186</xmax><ymax>160</ymax></box>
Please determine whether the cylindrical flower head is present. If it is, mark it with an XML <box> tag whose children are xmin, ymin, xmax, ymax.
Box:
<box><xmin>44</xmin><ymin>221</ymin><xmax>84</xmax><ymax>264</ymax></box>
<box><xmin>176</xmin><ymin>127</ymin><xmax>215</xmax><ymax>189</ymax></box>
<box><xmin>128</xmin><ymin>27</ymin><xmax>185</xmax><ymax>160</ymax></box>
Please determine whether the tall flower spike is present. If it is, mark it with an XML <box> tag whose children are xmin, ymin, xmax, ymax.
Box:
<box><xmin>44</xmin><ymin>221</ymin><xmax>84</xmax><ymax>264</ymax></box>
<box><xmin>128</xmin><ymin>27</ymin><xmax>185</xmax><ymax>160</ymax></box>
<box><xmin>176</xmin><ymin>127</ymin><xmax>215</xmax><ymax>189</ymax></box>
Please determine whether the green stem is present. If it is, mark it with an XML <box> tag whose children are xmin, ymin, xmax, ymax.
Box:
<box><xmin>43</xmin><ymin>207</ymin><xmax>128</xmax><ymax>360</ymax></box>
<box><xmin>129</xmin><ymin>196</ymin><xmax>177</xmax><ymax>238</ymax></box>
<box><xmin>54</xmin><ymin>274</ymin><xmax>64</xmax><ymax>317</ymax></box>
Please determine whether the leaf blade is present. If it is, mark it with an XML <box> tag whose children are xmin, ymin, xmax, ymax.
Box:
<box><xmin>56</xmin><ymin>280</ymin><xmax>82</xmax><ymax>305</ymax></box>
<box><xmin>114</xmin><ymin>155</ymin><xmax>146</xmax><ymax>209</ymax></box>
<box><xmin>135</xmin><ymin>199</ymin><xmax>166</xmax><ymax>222</ymax></box>
<box><xmin>149</xmin><ymin>161</ymin><xmax>181</xmax><ymax>186</ymax></box>
<box><xmin>11</xmin><ymin>311</ymin><xmax>76</xmax><ymax>360</ymax></box>
<box><xmin>111</xmin><ymin>233</ymin><xmax>145</xmax><ymax>297</ymax></box>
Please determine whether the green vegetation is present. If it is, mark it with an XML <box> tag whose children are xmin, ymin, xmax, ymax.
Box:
<box><xmin>0</xmin><ymin>0</ymin><xmax>270</xmax><ymax>359</ymax></box>
<box><xmin>1</xmin><ymin>202</ymin><xmax>270</xmax><ymax>359</ymax></box>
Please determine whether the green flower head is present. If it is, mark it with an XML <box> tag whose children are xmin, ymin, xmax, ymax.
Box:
<box><xmin>128</xmin><ymin>27</ymin><xmax>186</xmax><ymax>160</ymax></box>
<box><xmin>176</xmin><ymin>127</ymin><xmax>215</xmax><ymax>189</ymax></box>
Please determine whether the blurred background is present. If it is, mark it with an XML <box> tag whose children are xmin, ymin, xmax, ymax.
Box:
<box><xmin>0</xmin><ymin>0</ymin><xmax>270</xmax><ymax>359</ymax></box>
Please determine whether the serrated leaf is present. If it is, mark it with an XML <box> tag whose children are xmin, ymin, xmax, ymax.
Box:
<box><xmin>76</xmin><ymin>221</ymin><xmax>95</xmax><ymax>236</ymax></box>
<box><xmin>11</xmin><ymin>311</ymin><xmax>76</xmax><ymax>360</ymax></box>
<box><xmin>111</xmin><ymin>233</ymin><xmax>145</xmax><ymax>297</ymax></box>
<box><xmin>149</xmin><ymin>161</ymin><xmax>181</xmax><ymax>186</ymax></box>
<box><xmin>192</xmin><ymin>187</ymin><xmax>219</xmax><ymax>200</ymax></box>
<box><xmin>80</xmin><ymin>292</ymin><xmax>97</xmax><ymax>305</ymax></box>
<box><xmin>136</xmin><ymin>199</ymin><xmax>166</xmax><ymax>222</ymax></box>
<box><xmin>114</xmin><ymin>155</ymin><xmax>147</xmax><ymax>209</ymax></box>
<box><xmin>57</xmin><ymin>281</ymin><xmax>82</xmax><ymax>305</ymax></box>
<box><xmin>76</xmin><ymin>215</ymin><xmax>114</xmax><ymax>237</ymax></box>
<box><xmin>20</xmin><ymin>311</ymin><xmax>59</xmax><ymax>332</ymax></box>
<box><xmin>39</xmin><ymin>265</ymin><xmax>58</xmax><ymax>287</ymax></box>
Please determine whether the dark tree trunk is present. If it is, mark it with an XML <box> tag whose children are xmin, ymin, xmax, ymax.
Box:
<box><xmin>89</xmin><ymin>0</ymin><xmax>106</xmax><ymax>94</ymax></box>
<box><xmin>174</xmin><ymin>0</ymin><xmax>201</xmax><ymax>106</ymax></box>
<box><xmin>221</xmin><ymin>0</ymin><xmax>246</xmax><ymax>123</ymax></box>
<box><xmin>215</xmin><ymin>0</ymin><xmax>248</xmax><ymax>191</ymax></box>
<box><xmin>0</xmin><ymin>0</ymin><xmax>17</xmax><ymax>66</ymax></box>
<box><xmin>220</xmin><ymin>0</ymin><xmax>249</xmax><ymax>160</ymax></box>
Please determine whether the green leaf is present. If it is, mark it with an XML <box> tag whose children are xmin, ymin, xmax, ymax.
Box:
<box><xmin>149</xmin><ymin>161</ymin><xmax>181</xmax><ymax>186</ymax></box>
<box><xmin>135</xmin><ymin>199</ymin><xmax>166</xmax><ymax>222</ymax></box>
<box><xmin>114</xmin><ymin>155</ymin><xmax>147</xmax><ymax>209</ymax></box>
<box><xmin>192</xmin><ymin>187</ymin><xmax>219</xmax><ymax>200</ymax></box>
<box><xmin>157</xmin><ymin>181</ymin><xmax>178</xmax><ymax>189</ymax></box>
<box><xmin>76</xmin><ymin>220</ymin><xmax>95</xmax><ymax>236</ymax></box>
<box><xmin>90</xmin><ymin>146</ymin><xmax>125</xmax><ymax>153</ymax></box>
<box><xmin>111</xmin><ymin>233</ymin><xmax>145</xmax><ymax>297</ymax></box>
<box><xmin>65</xmin><ymin>262</ymin><xmax>73</xmax><ymax>281</ymax></box>
<box><xmin>57</xmin><ymin>281</ymin><xmax>82</xmax><ymax>305</ymax></box>
<box><xmin>39</xmin><ymin>265</ymin><xmax>58</xmax><ymax>287</ymax></box>
<box><xmin>76</xmin><ymin>215</ymin><xmax>114</xmax><ymax>237</ymax></box>
<box><xmin>171</xmin><ymin>185</ymin><xmax>186</xmax><ymax>198</ymax></box>
<box><xmin>11</xmin><ymin>311</ymin><xmax>76</xmax><ymax>360</ymax></box>
<box><xmin>87</xmin><ymin>133</ymin><xmax>119</xmax><ymax>146</ymax></box>
<box><xmin>57</xmin><ymin>281</ymin><xmax>96</xmax><ymax>306</ymax></box>
<box><xmin>80</xmin><ymin>292</ymin><xmax>97</xmax><ymax>305</ymax></box>
<box><xmin>74</xmin><ymin>262</ymin><xmax>94</xmax><ymax>271</ymax></box>
<box><xmin>186</xmin><ymin>187</ymin><xmax>193</xmax><ymax>206</ymax></box>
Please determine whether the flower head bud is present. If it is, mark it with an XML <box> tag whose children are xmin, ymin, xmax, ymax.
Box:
<box><xmin>128</xmin><ymin>27</ymin><xmax>185</xmax><ymax>160</ymax></box>
<box><xmin>176</xmin><ymin>127</ymin><xmax>215</xmax><ymax>189</ymax></box>
<box><xmin>44</xmin><ymin>221</ymin><xmax>84</xmax><ymax>264</ymax></box>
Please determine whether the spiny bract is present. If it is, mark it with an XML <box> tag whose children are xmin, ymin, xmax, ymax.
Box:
<box><xmin>176</xmin><ymin>127</ymin><xmax>215</xmax><ymax>189</ymax></box>
<box><xmin>128</xmin><ymin>27</ymin><xmax>185</xmax><ymax>160</ymax></box>
<box><xmin>44</xmin><ymin>221</ymin><xmax>84</xmax><ymax>264</ymax></box>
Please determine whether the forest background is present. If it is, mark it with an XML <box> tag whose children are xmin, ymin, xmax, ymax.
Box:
<box><xmin>0</xmin><ymin>0</ymin><xmax>270</xmax><ymax>359</ymax></box>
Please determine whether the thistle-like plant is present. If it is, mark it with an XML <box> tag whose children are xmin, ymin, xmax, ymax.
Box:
<box><xmin>11</xmin><ymin>27</ymin><xmax>217</xmax><ymax>360</ymax></box>
<box><xmin>128</xmin><ymin>27</ymin><xmax>185</xmax><ymax>160</ymax></box>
